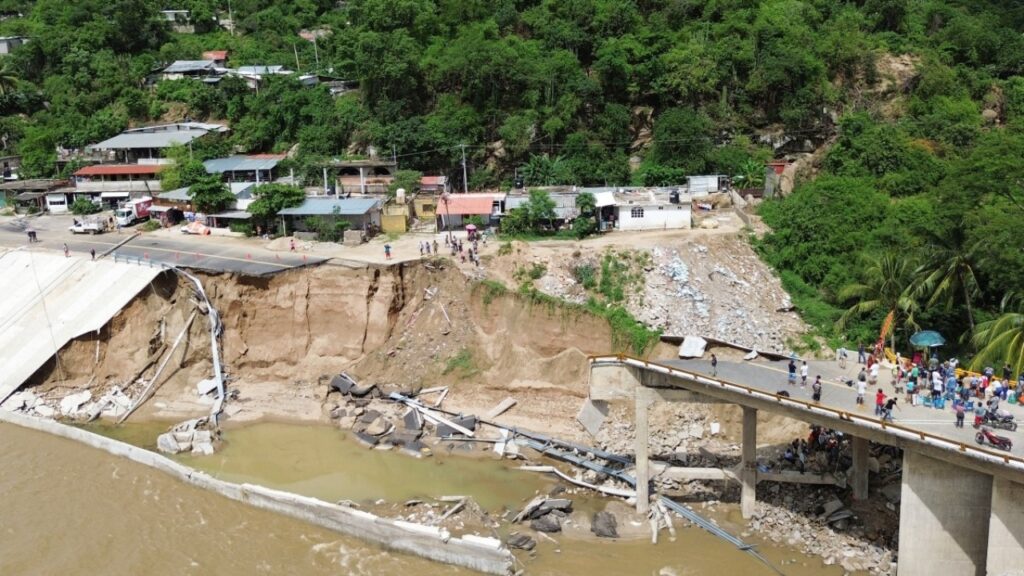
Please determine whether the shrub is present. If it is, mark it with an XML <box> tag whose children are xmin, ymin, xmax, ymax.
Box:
<box><xmin>70</xmin><ymin>197</ymin><xmax>101</xmax><ymax>215</ymax></box>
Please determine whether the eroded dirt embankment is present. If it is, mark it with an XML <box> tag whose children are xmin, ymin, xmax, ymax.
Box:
<box><xmin>28</xmin><ymin>260</ymin><xmax>619</xmax><ymax>433</ymax></box>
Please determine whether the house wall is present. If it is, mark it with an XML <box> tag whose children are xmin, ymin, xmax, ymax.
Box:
<box><xmin>381</xmin><ymin>214</ymin><xmax>407</xmax><ymax>234</ymax></box>
<box><xmin>414</xmin><ymin>197</ymin><xmax>437</xmax><ymax>219</ymax></box>
<box><xmin>616</xmin><ymin>204</ymin><xmax>690</xmax><ymax>231</ymax></box>
<box><xmin>46</xmin><ymin>193</ymin><xmax>69</xmax><ymax>214</ymax></box>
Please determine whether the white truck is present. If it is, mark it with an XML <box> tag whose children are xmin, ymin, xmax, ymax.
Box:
<box><xmin>115</xmin><ymin>197</ymin><xmax>153</xmax><ymax>227</ymax></box>
<box><xmin>68</xmin><ymin>216</ymin><xmax>109</xmax><ymax>235</ymax></box>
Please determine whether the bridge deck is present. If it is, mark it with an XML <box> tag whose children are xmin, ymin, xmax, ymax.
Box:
<box><xmin>591</xmin><ymin>355</ymin><xmax>1024</xmax><ymax>481</ymax></box>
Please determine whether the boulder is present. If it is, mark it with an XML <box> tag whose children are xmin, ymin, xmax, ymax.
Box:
<box><xmin>364</xmin><ymin>418</ymin><xmax>391</xmax><ymax>436</ymax></box>
<box><xmin>678</xmin><ymin>336</ymin><xmax>707</xmax><ymax>358</ymax></box>
<box><xmin>534</xmin><ymin>499</ymin><xmax>573</xmax><ymax>517</ymax></box>
<box><xmin>329</xmin><ymin>373</ymin><xmax>357</xmax><ymax>395</ymax></box>
<box><xmin>530</xmin><ymin>514</ymin><xmax>562</xmax><ymax>533</ymax></box>
<box><xmin>358</xmin><ymin>409</ymin><xmax>380</xmax><ymax>424</ymax></box>
<box><xmin>507</xmin><ymin>533</ymin><xmax>536</xmax><ymax>551</ymax></box>
<box><xmin>33</xmin><ymin>404</ymin><xmax>56</xmax><ymax>418</ymax></box>
<box><xmin>743</xmin><ymin>350</ymin><xmax>759</xmax><ymax>361</ymax></box>
<box><xmin>590</xmin><ymin>511</ymin><xmax>618</xmax><ymax>538</ymax></box>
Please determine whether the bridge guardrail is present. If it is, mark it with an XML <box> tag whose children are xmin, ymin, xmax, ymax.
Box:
<box><xmin>590</xmin><ymin>354</ymin><xmax>1024</xmax><ymax>474</ymax></box>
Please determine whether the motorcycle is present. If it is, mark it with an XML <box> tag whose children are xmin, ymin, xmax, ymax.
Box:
<box><xmin>973</xmin><ymin>409</ymin><xmax>1018</xmax><ymax>432</ymax></box>
<box><xmin>975</xmin><ymin>427</ymin><xmax>1013</xmax><ymax>451</ymax></box>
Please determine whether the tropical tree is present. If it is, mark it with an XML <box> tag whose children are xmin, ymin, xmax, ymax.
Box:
<box><xmin>0</xmin><ymin>64</ymin><xmax>19</xmax><ymax>96</ymax></box>
<box><xmin>836</xmin><ymin>252</ymin><xmax>919</xmax><ymax>352</ymax></box>
<box><xmin>188</xmin><ymin>175</ymin><xmax>234</xmax><ymax>213</ymax></box>
<box><xmin>247</xmin><ymin>184</ymin><xmax>306</xmax><ymax>233</ymax></box>
<box><xmin>572</xmin><ymin>191</ymin><xmax>597</xmax><ymax>239</ymax></box>
<box><xmin>910</xmin><ymin>227</ymin><xmax>980</xmax><ymax>331</ymax></box>
<box><xmin>971</xmin><ymin>293</ymin><xmax>1024</xmax><ymax>377</ymax></box>
<box><xmin>734</xmin><ymin>159</ymin><xmax>765</xmax><ymax>189</ymax></box>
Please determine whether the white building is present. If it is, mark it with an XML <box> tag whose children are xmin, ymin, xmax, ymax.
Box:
<box><xmin>614</xmin><ymin>202</ymin><xmax>691</xmax><ymax>231</ymax></box>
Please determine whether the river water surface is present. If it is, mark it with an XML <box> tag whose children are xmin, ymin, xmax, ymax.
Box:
<box><xmin>0</xmin><ymin>421</ymin><xmax>849</xmax><ymax>576</ymax></box>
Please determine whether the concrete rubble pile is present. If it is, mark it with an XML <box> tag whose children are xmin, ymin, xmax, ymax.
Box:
<box><xmin>156</xmin><ymin>417</ymin><xmax>218</xmax><ymax>455</ymax></box>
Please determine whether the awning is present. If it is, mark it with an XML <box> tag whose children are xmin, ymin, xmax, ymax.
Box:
<box><xmin>149</xmin><ymin>205</ymin><xmax>172</xmax><ymax>212</ymax></box>
<box><xmin>594</xmin><ymin>191</ymin><xmax>616</xmax><ymax>208</ymax></box>
<box><xmin>440</xmin><ymin>196</ymin><xmax>493</xmax><ymax>215</ymax></box>
<box><xmin>100</xmin><ymin>192</ymin><xmax>130</xmax><ymax>199</ymax></box>
<box><xmin>209</xmin><ymin>210</ymin><xmax>251</xmax><ymax>220</ymax></box>
<box><xmin>15</xmin><ymin>191</ymin><xmax>45</xmax><ymax>201</ymax></box>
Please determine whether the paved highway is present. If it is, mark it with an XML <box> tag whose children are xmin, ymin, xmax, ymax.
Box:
<box><xmin>665</xmin><ymin>356</ymin><xmax>1024</xmax><ymax>457</ymax></box>
<box><xmin>0</xmin><ymin>214</ymin><xmax>323</xmax><ymax>276</ymax></box>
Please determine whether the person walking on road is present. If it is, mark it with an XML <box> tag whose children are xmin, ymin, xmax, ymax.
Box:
<box><xmin>90</xmin><ymin>248</ymin><xmax>96</xmax><ymax>260</ymax></box>
<box><xmin>875</xmin><ymin>389</ymin><xmax>886</xmax><ymax>416</ymax></box>
<box><xmin>787</xmin><ymin>359</ymin><xmax>797</xmax><ymax>385</ymax></box>
<box><xmin>710</xmin><ymin>354</ymin><xmax>718</xmax><ymax>377</ymax></box>
<box><xmin>432</xmin><ymin>239</ymin><xmax>439</xmax><ymax>254</ymax></box>
<box><xmin>800</xmin><ymin>361</ymin><xmax>809</xmax><ymax>387</ymax></box>
<box><xmin>857</xmin><ymin>342</ymin><xmax>866</xmax><ymax>364</ymax></box>
<box><xmin>812</xmin><ymin>376</ymin><xmax>822</xmax><ymax>402</ymax></box>
<box><xmin>883</xmin><ymin>398</ymin><xmax>899</xmax><ymax>422</ymax></box>
<box><xmin>384</xmin><ymin>243</ymin><xmax>392</xmax><ymax>260</ymax></box>
<box><xmin>856</xmin><ymin>374</ymin><xmax>867</xmax><ymax>406</ymax></box>
<box><xmin>290</xmin><ymin>238</ymin><xmax>296</xmax><ymax>252</ymax></box>
<box><xmin>955</xmin><ymin>402</ymin><xmax>966</xmax><ymax>428</ymax></box>
<box><xmin>62</xmin><ymin>243</ymin><xmax>69</xmax><ymax>258</ymax></box>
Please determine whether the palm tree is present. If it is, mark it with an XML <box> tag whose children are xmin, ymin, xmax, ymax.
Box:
<box><xmin>836</xmin><ymin>252</ymin><xmax>920</xmax><ymax>353</ymax></box>
<box><xmin>735</xmin><ymin>158</ymin><xmax>765</xmax><ymax>189</ymax></box>
<box><xmin>0</xmin><ymin>64</ymin><xmax>18</xmax><ymax>96</ymax></box>
<box><xmin>971</xmin><ymin>292</ymin><xmax>1024</xmax><ymax>377</ymax></box>
<box><xmin>910</xmin><ymin>228</ymin><xmax>980</xmax><ymax>331</ymax></box>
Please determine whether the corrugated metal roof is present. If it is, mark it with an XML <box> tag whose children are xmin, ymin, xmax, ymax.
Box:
<box><xmin>278</xmin><ymin>197</ymin><xmax>381</xmax><ymax>216</ymax></box>
<box><xmin>91</xmin><ymin>129</ymin><xmax>213</xmax><ymax>150</ymax></box>
<box><xmin>440</xmin><ymin>196</ymin><xmax>492</xmax><ymax>215</ymax></box>
<box><xmin>0</xmin><ymin>179</ymin><xmax>66</xmax><ymax>191</ymax></box>
<box><xmin>75</xmin><ymin>164</ymin><xmax>164</xmax><ymax>176</ymax></box>
<box><xmin>236</xmin><ymin>65</ymin><xmax>286</xmax><ymax>75</ymax></box>
<box><xmin>164</xmin><ymin>60</ymin><xmax>217</xmax><ymax>74</ymax></box>
<box><xmin>204</xmin><ymin>155</ymin><xmax>282</xmax><ymax>173</ymax></box>
<box><xmin>159</xmin><ymin>187</ymin><xmax>191</xmax><ymax>201</ymax></box>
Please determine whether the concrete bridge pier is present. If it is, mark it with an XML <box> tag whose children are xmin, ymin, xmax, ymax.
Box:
<box><xmin>741</xmin><ymin>406</ymin><xmax>757</xmax><ymax>519</ymax></box>
<box><xmin>851</xmin><ymin>436</ymin><xmax>869</xmax><ymax>500</ymax></box>
<box><xmin>899</xmin><ymin>451</ymin><xmax>993</xmax><ymax>576</ymax></box>
<box><xmin>635</xmin><ymin>386</ymin><xmax>653</xmax><ymax>514</ymax></box>
<box><xmin>987</xmin><ymin>476</ymin><xmax>1024</xmax><ymax>575</ymax></box>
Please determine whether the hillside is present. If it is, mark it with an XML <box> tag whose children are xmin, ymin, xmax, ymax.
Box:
<box><xmin>3</xmin><ymin>1</ymin><xmax>1024</xmax><ymax>368</ymax></box>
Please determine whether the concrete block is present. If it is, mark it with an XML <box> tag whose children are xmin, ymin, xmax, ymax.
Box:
<box><xmin>33</xmin><ymin>404</ymin><xmax>55</xmax><ymax>418</ymax></box>
<box><xmin>577</xmin><ymin>398</ymin><xmax>609</xmax><ymax>437</ymax></box>
<box><xmin>678</xmin><ymin>336</ymin><xmax>708</xmax><ymax>358</ymax></box>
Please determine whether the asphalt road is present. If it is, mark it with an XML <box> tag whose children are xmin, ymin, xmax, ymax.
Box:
<box><xmin>0</xmin><ymin>215</ymin><xmax>323</xmax><ymax>276</ymax></box>
<box><xmin>665</xmin><ymin>357</ymin><xmax>1024</xmax><ymax>456</ymax></box>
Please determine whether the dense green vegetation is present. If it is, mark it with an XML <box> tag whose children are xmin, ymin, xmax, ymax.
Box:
<box><xmin>2</xmin><ymin>0</ymin><xmax>1024</xmax><ymax>367</ymax></box>
<box><xmin>1</xmin><ymin>0</ymin><xmax>1017</xmax><ymax>188</ymax></box>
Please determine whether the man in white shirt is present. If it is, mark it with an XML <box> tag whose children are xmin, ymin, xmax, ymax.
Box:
<box><xmin>856</xmin><ymin>378</ymin><xmax>867</xmax><ymax>405</ymax></box>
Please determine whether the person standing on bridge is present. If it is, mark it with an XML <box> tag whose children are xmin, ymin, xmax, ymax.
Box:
<box><xmin>857</xmin><ymin>342</ymin><xmax>866</xmax><ymax>364</ymax></box>
<box><xmin>62</xmin><ymin>243</ymin><xmax>69</xmax><ymax>258</ymax></box>
<box><xmin>788</xmin><ymin>359</ymin><xmax>796</xmax><ymax>385</ymax></box>
<box><xmin>384</xmin><ymin>243</ymin><xmax>392</xmax><ymax>260</ymax></box>
<box><xmin>710</xmin><ymin>354</ymin><xmax>718</xmax><ymax>376</ymax></box>
<box><xmin>955</xmin><ymin>401</ymin><xmax>966</xmax><ymax>428</ymax></box>
<box><xmin>875</xmin><ymin>388</ymin><xmax>886</xmax><ymax>416</ymax></box>
<box><xmin>812</xmin><ymin>376</ymin><xmax>822</xmax><ymax>402</ymax></box>
<box><xmin>800</xmin><ymin>360</ymin><xmax>809</xmax><ymax>387</ymax></box>
<box><xmin>856</xmin><ymin>369</ymin><xmax>867</xmax><ymax>405</ymax></box>
<box><xmin>90</xmin><ymin>248</ymin><xmax>95</xmax><ymax>260</ymax></box>
<box><xmin>883</xmin><ymin>397</ymin><xmax>899</xmax><ymax>422</ymax></box>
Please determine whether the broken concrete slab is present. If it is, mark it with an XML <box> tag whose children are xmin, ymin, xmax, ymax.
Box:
<box><xmin>507</xmin><ymin>533</ymin><xmax>536</xmax><ymax>551</ymax></box>
<box><xmin>820</xmin><ymin>499</ymin><xmax>844</xmax><ymax>517</ymax></box>
<box><xmin>196</xmin><ymin>378</ymin><xmax>219</xmax><ymax>396</ymax></box>
<box><xmin>534</xmin><ymin>499</ymin><xmax>573</xmax><ymax>517</ymax></box>
<box><xmin>743</xmin><ymin>349</ymin><xmax>759</xmax><ymax>361</ymax></box>
<box><xmin>485</xmin><ymin>397</ymin><xmax>517</xmax><ymax>420</ymax></box>
<box><xmin>350</xmin><ymin>384</ymin><xmax>377</xmax><ymax>398</ymax></box>
<box><xmin>59</xmin><ymin>390</ymin><xmax>92</xmax><ymax>416</ymax></box>
<box><xmin>678</xmin><ymin>335</ymin><xmax>708</xmax><ymax>358</ymax></box>
<box><xmin>33</xmin><ymin>404</ymin><xmax>55</xmax><ymax>418</ymax></box>
<box><xmin>577</xmin><ymin>398</ymin><xmax>609</xmax><ymax>437</ymax></box>
<box><xmin>403</xmin><ymin>408</ymin><xmax>424</xmax><ymax>431</ymax></box>
<box><xmin>157</xmin><ymin>432</ymin><xmax>185</xmax><ymax>454</ymax></box>
<box><xmin>364</xmin><ymin>418</ymin><xmax>392</xmax><ymax>437</ymax></box>
<box><xmin>398</xmin><ymin>441</ymin><xmax>432</xmax><ymax>459</ymax></box>
<box><xmin>353</xmin><ymin>431</ymin><xmax>379</xmax><ymax>448</ymax></box>
<box><xmin>192</xmin><ymin>441</ymin><xmax>215</xmax><ymax>456</ymax></box>
<box><xmin>329</xmin><ymin>373</ymin><xmax>357</xmax><ymax>395</ymax></box>
<box><xmin>359</xmin><ymin>409</ymin><xmax>381</xmax><ymax>424</ymax></box>
<box><xmin>436</xmin><ymin>415</ymin><xmax>477</xmax><ymax>438</ymax></box>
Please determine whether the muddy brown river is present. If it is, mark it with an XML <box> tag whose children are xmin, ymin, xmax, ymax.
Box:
<box><xmin>0</xmin><ymin>421</ymin><xmax>848</xmax><ymax>575</ymax></box>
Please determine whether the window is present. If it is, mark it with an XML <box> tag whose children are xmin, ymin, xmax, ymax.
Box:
<box><xmin>630</xmin><ymin>207</ymin><xmax>644</xmax><ymax>218</ymax></box>
<box><xmin>422</xmin><ymin>203</ymin><xmax>435</xmax><ymax>212</ymax></box>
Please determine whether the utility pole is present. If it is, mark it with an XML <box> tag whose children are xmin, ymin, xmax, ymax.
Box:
<box><xmin>293</xmin><ymin>44</ymin><xmax>301</xmax><ymax>71</ymax></box>
<box><xmin>460</xmin><ymin>144</ymin><xmax>468</xmax><ymax>194</ymax></box>
<box><xmin>313</xmin><ymin>37</ymin><xmax>320</xmax><ymax>70</ymax></box>
<box><xmin>227</xmin><ymin>0</ymin><xmax>235</xmax><ymax>36</ymax></box>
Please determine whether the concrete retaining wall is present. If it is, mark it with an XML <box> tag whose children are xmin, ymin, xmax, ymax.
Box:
<box><xmin>0</xmin><ymin>410</ymin><xmax>514</xmax><ymax>575</ymax></box>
